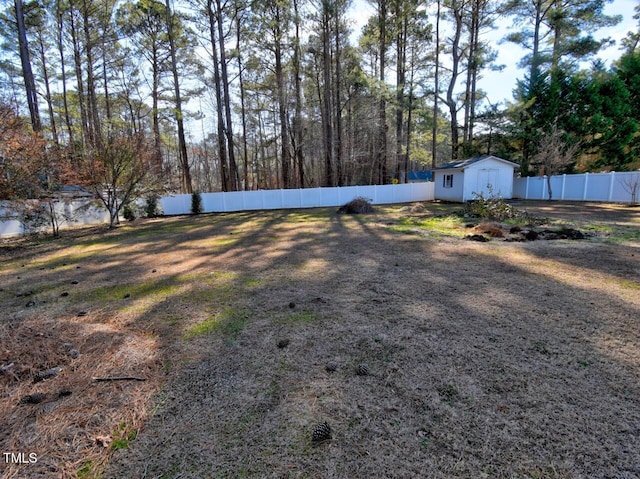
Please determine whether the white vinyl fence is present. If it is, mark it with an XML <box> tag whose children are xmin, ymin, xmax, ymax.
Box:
<box><xmin>1</xmin><ymin>183</ymin><xmax>435</xmax><ymax>237</ymax></box>
<box><xmin>513</xmin><ymin>171</ymin><xmax>640</xmax><ymax>203</ymax></box>
<box><xmin>0</xmin><ymin>200</ymin><xmax>109</xmax><ymax>238</ymax></box>
<box><xmin>160</xmin><ymin>182</ymin><xmax>436</xmax><ymax>215</ymax></box>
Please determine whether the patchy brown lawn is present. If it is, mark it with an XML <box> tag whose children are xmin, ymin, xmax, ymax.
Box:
<box><xmin>1</xmin><ymin>201</ymin><xmax>639</xmax><ymax>479</ymax></box>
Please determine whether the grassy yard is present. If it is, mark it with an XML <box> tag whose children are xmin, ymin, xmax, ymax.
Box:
<box><xmin>1</xmin><ymin>201</ymin><xmax>639</xmax><ymax>478</ymax></box>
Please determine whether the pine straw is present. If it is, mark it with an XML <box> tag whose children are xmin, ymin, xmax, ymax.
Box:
<box><xmin>473</xmin><ymin>222</ymin><xmax>505</xmax><ymax>238</ymax></box>
<box><xmin>0</xmin><ymin>314</ymin><xmax>160</xmax><ymax>478</ymax></box>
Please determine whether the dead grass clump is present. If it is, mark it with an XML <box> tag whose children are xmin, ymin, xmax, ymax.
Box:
<box><xmin>337</xmin><ymin>196</ymin><xmax>375</xmax><ymax>214</ymax></box>
<box><xmin>474</xmin><ymin>222</ymin><xmax>504</xmax><ymax>238</ymax></box>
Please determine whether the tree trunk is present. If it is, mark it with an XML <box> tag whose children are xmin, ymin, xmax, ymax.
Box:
<box><xmin>14</xmin><ymin>0</ymin><xmax>41</xmax><ymax>132</ymax></box>
<box><xmin>293</xmin><ymin>0</ymin><xmax>305</xmax><ymax>188</ymax></box>
<box><xmin>70</xmin><ymin>10</ymin><xmax>89</xmax><ymax>150</ymax></box>
<box><xmin>207</xmin><ymin>0</ymin><xmax>229</xmax><ymax>192</ymax></box>
<box><xmin>378</xmin><ymin>0</ymin><xmax>388</xmax><ymax>184</ymax></box>
<box><xmin>395</xmin><ymin>8</ymin><xmax>407</xmax><ymax>182</ymax></box>
<box><xmin>235</xmin><ymin>6</ymin><xmax>250</xmax><ymax>190</ymax></box>
<box><xmin>432</xmin><ymin>0</ymin><xmax>440</xmax><ymax>169</ymax></box>
<box><xmin>334</xmin><ymin>7</ymin><xmax>343</xmax><ymax>187</ymax></box>
<box><xmin>216</xmin><ymin>0</ymin><xmax>238</xmax><ymax>191</ymax></box>
<box><xmin>445</xmin><ymin>1</ymin><xmax>463</xmax><ymax>161</ymax></box>
<box><xmin>56</xmin><ymin>3</ymin><xmax>74</xmax><ymax>147</ymax></box>
<box><xmin>36</xmin><ymin>28</ymin><xmax>58</xmax><ymax>146</ymax></box>
<box><xmin>165</xmin><ymin>0</ymin><xmax>192</xmax><ymax>193</ymax></box>
<box><xmin>82</xmin><ymin>0</ymin><xmax>102</xmax><ymax>148</ymax></box>
<box><xmin>321</xmin><ymin>7</ymin><xmax>333</xmax><ymax>187</ymax></box>
<box><xmin>273</xmin><ymin>6</ymin><xmax>290</xmax><ymax>188</ymax></box>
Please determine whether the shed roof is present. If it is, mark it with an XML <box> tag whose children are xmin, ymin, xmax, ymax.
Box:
<box><xmin>432</xmin><ymin>155</ymin><xmax>519</xmax><ymax>171</ymax></box>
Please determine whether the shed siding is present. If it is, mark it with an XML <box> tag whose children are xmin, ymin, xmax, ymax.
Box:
<box><xmin>434</xmin><ymin>170</ymin><xmax>465</xmax><ymax>201</ymax></box>
<box><xmin>433</xmin><ymin>157</ymin><xmax>517</xmax><ymax>202</ymax></box>
<box><xmin>463</xmin><ymin>159</ymin><xmax>515</xmax><ymax>201</ymax></box>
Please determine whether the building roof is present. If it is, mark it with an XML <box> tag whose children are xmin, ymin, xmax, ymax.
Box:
<box><xmin>432</xmin><ymin>155</ymin><xmax>520</xmax><ymax>171</ymax></box>
<box><xmin>408</xmin><ymin>171</ymin><xmax>433</xmax><ymax>181</ymax></box>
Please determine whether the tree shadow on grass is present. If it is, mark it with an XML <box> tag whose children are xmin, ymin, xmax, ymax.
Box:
<box><xmin>100</xmin><ymin>209</ymin><xmax>640</xmax><ymax>479</ymax></box>
<box><xmin>3</xmin><ymin>206</ymin><xmax>639</xmax><ymax>478</ymax></box>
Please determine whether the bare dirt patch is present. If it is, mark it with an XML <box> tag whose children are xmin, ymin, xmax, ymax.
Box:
<box><xmin>1</xmin><ymin>202</ymin><xmax>639</xmax><ymax>478</ymax></box>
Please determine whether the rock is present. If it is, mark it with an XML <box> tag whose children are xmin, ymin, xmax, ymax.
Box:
<box><xmin>524</xmin><ymin>230</ymin><xmax>539</xmax><ymax>241</ymax></box>
<box><xmin>63</xmin><ymin>343</ymin><xmax>74</xmax><ymax>351</ymax></box>
<box><xmin>58</xmin><ymin>389</ymin><xmax>72</xmax><ymax>398</ymax></box>
<box><xmin>25</xmin><ymin>300</ymin><xmax>36</xmax><ymax>308</ymax></box>
<box><xmin>77</xmin><ymin>311</ymin><xmax>87</xmax><ymax>317</ymax></box>
<box><xmin>123</xmin><ymin>293</ymin><xmax>131</xmax><ymax>299</ymax></box>
<box><xmin>60</xmin><ymin>292</ymin><xmax>69</xmax><ymax>297</ymax></box>
<box><xmin>325</xmin><ymin>361</ymin><xmax>338</xmax><ymax>372</ymax></box>
<box><xmin>509</xmin><ymin>225</ymin><xmax>522</xmax><ymax>233</ymax></box>
<box><xmin>152</xmin><ymin>269</ymin><xmax>157</xmax><ymax>273</ymax></box>
<box><xmin>288</xmin><ymin>301</ymin><xmax>296</xmax><ymax>309</ymax></box>
<box><xmin>71</xmin><ymin>280</ymin><xmax>79</xmax><ymax>285</ymax></box>
<box><xmin>356</xmin><ymin>363</ymin><xmax>370</xmax><ymax>376</ymax></box>
<box><xmin>277</xmin><ymin>339</ymin><xmax>290</xmax><ymax>349</ymax></box>
<box><xmin>68</xmin><ymin>349</ymin><xmax>80</xmax><ymax>359</ymax></box>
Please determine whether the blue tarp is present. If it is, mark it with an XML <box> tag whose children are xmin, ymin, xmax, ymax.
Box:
<box><xmin>408</xmin><ymin>171</ymin><xmax>433</xmax><ymax>181</ymax></box>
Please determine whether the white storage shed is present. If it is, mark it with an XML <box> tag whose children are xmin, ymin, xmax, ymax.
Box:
<box><xmin>432</xmin><ymin>155</ymin><xmax>519</xmax><ymax>202</ymax></box>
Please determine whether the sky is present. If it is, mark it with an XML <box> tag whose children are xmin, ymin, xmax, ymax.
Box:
<box><xmin>348</xmin><ymin>0</ymin><xmax>638</xmax><ymax>108</ymax></box>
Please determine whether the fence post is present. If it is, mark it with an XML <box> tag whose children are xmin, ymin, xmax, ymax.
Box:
<box><xmin>582</xmin><ymin>172</ymin><xmax>589</xmax><ymax>201</ymax></box>
<box><xmin>525</xmin><ymin>177</ymin><xmax>529</xmax><ymax>199</ymax></box>
<box><xmin>542</xmin><ymin>176</ymin><xmax>547</xmax><ymax>200</ymax></box>
<box><xmin>561</xmin><ymin>174</ymin><xmax>566</xmax><ymax>200</ymax></box>
<box><xmin>608</xmin><ymin>171</ymin><xmax>615</xmax><ymax>202</ymax></box>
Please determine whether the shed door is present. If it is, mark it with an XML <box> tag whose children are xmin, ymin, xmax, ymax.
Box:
<box><xmin>476</xmin><ymin>169</ymin><xmax>499</xmax><ymax>197</ymax></box>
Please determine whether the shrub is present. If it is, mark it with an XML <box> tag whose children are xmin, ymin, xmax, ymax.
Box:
<box><xmin>144</xmin><ymin>194</ymin><xmax>160</xmax><ymax>218</ymax></box>
<box><xmin>337</xmin><ymin>196</ymin><xmax>375</xmax><ymax>214</ymax></box>
<box><xmin>191</xmin><ymin>192</ymin><xmax>203</xmax><ymax>215</ymax></box>
<box><xmin>463</xmin><ymin>187</ymin><xmax>527</xmax><ymax>221</ymax></box>
<box><xmin>122</xmin><ymin>203</ymin><xmax>136</xmax><ymax>221</ymax></box>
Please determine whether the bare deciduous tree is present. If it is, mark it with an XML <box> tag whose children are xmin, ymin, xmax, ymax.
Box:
<box><xmin>531</xmin><ymin>126</ymin><xmax>579</xmax><ymax>200</ymax></box>
<box><xmin>619</xmin><ymin>173</ymin><xmax>640</xmax><ymax>205</ymax></box>
<box><xmin>81</xmin><ymin>133</ymin><xmax>163</xmax><ymax>227</ymax></box>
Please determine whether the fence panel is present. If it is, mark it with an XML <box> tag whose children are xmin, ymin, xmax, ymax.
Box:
<box><xmin>0</xmin><ymin>205</ymin><xmax>23</xmax><ymax>237</ymax></box>
<box><xmin>585</xmin><ymin>173</ymin><xmax>611</xmax><ymax>201</ymax></box>
<box><xmin>612</xmin><ymin>172</ymin><xmax>639</xmax><ymax>202</ymax></box>
<box><xmin>562</xmin><ymin>175</ymin><xmax>586</xmax><ymax>200</ymax></box>
<box><xmin>513</xmin><ymin>171</ymin><xmax>640</xmax><ymax>203</ymax></box>
<box><xmin>0</xmin><ymin>199</ymin><xmax>110</xmax><ymax>238</ymax></box>
<box><xmin>159</xmin><ymin>183</ymin><xmax>435</xmax><ymax>216</ymax></box>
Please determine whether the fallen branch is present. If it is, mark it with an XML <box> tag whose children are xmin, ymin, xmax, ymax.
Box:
<box><xmin>92</xmin><ymin>376</ymin><xmax>146</xmax><ymax>382</ymax></box>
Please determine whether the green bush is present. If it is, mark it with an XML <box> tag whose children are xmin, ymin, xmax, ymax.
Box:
<box><xmin>122</xmin><ymin>203</ymin><xmax>136</xmax><ymax>221</ymax></box>
<box><xmin>144</xmin><ymin>194</ymin><xmax>160</xmax><ymax>218</ymax></box>
<box><xmin>191</xmin><ymin>192</ymin><xmax>203</xmax><ymax>215</ymax></box>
